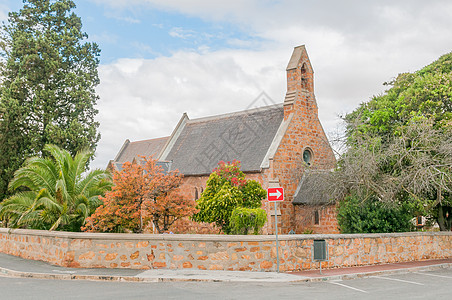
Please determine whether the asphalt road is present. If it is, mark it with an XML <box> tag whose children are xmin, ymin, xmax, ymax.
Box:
<box><xmin>0</xmin><ymin>268</ymin><xmax>451</xmax><ymax>299</ymax></box>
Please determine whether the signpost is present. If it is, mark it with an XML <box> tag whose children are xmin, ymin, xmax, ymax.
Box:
<box><xmin>267</xmin><ymin>187</ymin><xmax>284</xmax><ymax>272</ymax></box>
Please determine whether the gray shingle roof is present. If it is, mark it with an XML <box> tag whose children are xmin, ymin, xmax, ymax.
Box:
<box><xmin>165</xmin><ymin>104</ymin><xmax>284</xmax><ymax>175</ymax></box>
<box><xmin>293</xmin><ymin>170</ymin><xmax>333</xmax><ymax>205</ymax></box>
<box><xmin>110</xmin><ymin>160</ymin><xmax>172</xmax><ymax>174</ymax></box>
<box><xmin>115</xmin><ymin>137</ymin><xmax>169</xmax><ymax>163</ymax></box>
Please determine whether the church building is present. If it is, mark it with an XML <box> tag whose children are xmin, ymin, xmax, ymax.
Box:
<box><xmin>109</xmin><ymin>45</ymin><xmax>338</xmax><ymax>234</ymax></box>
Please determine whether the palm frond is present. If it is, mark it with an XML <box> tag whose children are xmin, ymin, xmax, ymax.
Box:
<box><xmin>77</xmin><ymin>169</ymin><xmax>112</xmax><ymax>196</ymax></box>
<box><xmin>9</xmin><ymin>158</ymin><xmax>57</xmax><ymax>193</ymax></box>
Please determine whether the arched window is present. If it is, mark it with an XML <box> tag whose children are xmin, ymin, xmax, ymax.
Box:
<box><xmin>194</xmin><ymin>188</ymin><xmax>199</xmax><ymax>200</ymax></box>
<box><xmin>303</xmin><ymin>148</ymin><xmax>313</xmax><ymax>166</ymax></box>
<box><xmin>300</xmin><ymin>63</ymin><xmax>307</xmax><ymax>74</ymax></box>
<box><xmin>300</xmin><ymin>63</ymin><xmax>308</xmax><ymax>90</ymax></box>
<box><xmin>314</xmin><ymin>210</ymin><xmax>320</xmax><ymax>225</ymax></box>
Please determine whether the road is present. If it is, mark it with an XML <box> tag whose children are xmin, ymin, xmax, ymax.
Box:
<box><xmin>0</xmin><ymin>268</ymin><xmax>451</xmax><ymax>299</ymax></box>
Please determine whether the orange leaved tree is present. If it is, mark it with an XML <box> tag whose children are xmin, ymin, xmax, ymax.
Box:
<box><xmin>83</xmin><ymin>157</ymin><xmax>195</xmax><ymax>233</ymax></box>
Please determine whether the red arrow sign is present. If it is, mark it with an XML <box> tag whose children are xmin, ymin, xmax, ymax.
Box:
<box><xmin>267</xmin><ymin>187</ymin><xmax>284</xmax><ymax>201</ymax></box>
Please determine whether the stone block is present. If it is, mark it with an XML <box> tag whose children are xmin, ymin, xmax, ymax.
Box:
<box><xmin>137</xmin><ymin>241</ymin><xmax>149</xmax><ymax>248</ymax></box>
<box><xmin>260</xmin><ymin>260</ymin><xmax>273</xmax><ymax>269</ymax></box>
<box><xmin>153</xmin><ymin>262</ymin><xmax>166</xmax><ymax>268</ymax></box>
<box><xmin>130</xmin><ymin>251</ymin><xmax>140</xmax><ymax>260</ymax></box>
<box><xmin>254</xmin><ymin>252</ymin><xmax>264</xmax><ymax>260</ymax></box>
<box><xmin>78</xmin><ymin>251</ymin><xmax>95</xmax><ymax>260</ymax></box>
<box><xmin>173</xmin><ymin>255</ymin><xmax>184</xmax><ymax>261</ymax></box>
<box><xmin>105</xmin><ymin>253</ymin><xmax>117</xmax><ymax>261</ymax></box>
<box><xmin>234</xmin><ymin>247</ymin><xmax>247</xmax><ymax>252</ymax></box>
<box><xmin>210</xmin><ymin>251</ymin><xmax>229</xmax><ymax>260</ymax></box>
<box><xmin>209</xmin><ymin>264</ymin><xmax>223</xmax><ymax>270</ymax></box>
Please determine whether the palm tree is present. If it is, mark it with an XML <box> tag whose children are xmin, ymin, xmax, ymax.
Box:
<box><xmin>0</xmin><ymin>144</ymin><xmax>112</xmax><ymax>231</ymax></box>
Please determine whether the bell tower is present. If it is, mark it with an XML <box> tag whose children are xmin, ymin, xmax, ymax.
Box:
<box><xmin>283</xmin><ymin>45</ymin><xmax>317</xmax><ymax>118</ymax></box>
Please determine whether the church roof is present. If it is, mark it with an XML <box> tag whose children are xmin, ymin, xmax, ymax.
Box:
<box><xmin>109</xmin><ymin>159</ymin><xmax>172</xmax><ymax>174</ymax></box>
<box><xmin>114</xmin><ymin>136</ymin><xmax>169</xmax><ymax>164</ymax></box>
<box><xmin>292</xmin><ymin>170</ymin><xmax>333</xmax><ymax>205</ymax></box>
<box><xmin>286</xmin><ymin>45</ymin><xmax>312</xmax><ymax>71</ymax></box>
<box><xmin>162</xmin><ymin>104</ymin><xmax>285</xmax><ymax>175</ymax></box>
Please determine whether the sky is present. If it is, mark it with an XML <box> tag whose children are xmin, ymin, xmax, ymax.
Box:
<box><xmin>1</xmin><ymin>0</ymin><xmax>452</xmax><ymax>169</ymax></box>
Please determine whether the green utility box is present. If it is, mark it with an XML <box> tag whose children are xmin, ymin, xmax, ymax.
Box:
<box><xmin>313</xmin><ymin>239</ymin><xmax>327</xmax><ymax>261</ymax></box>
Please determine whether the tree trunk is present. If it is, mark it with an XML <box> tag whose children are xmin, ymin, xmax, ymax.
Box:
<box><xmin>438</xmin><ymin>204</ymin><xmax>446</xmax><ymax>231</ymax></box>
<box><xmin>436</xmin><ymin>189</ymin><xmax>450</xmax><ymax>231</ymax></box>
<box><xmin>139</xmin><ymin>199</ymin><xmax>143</xmax><ymax>233</ymax></box>
<box><xmin>153</xmin><ymin>215</ymin><xmax>161</xmax><ymax>234</ymax></box>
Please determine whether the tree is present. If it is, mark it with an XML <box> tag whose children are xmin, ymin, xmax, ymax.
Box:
<box><xmin>230</xmin><ymin>207</ymin><xmax>267</xmax><ymax>235</ymax></box>
<box><xmin>333</xmin><ymin>52</ymin><xmax>452</xmax><ymax>231</ymax></box>
<box><xmin>337</xmin><ymin>194</ymin><xmax>414</xmax><ymax>234</ymax></box>
<box><xmin>83</xmin><ymin>157</ymin><xmax>195</xmax><ymax>234</ymax></box>
<box><xmin>0</xmin><ymin>144</ymin><xmax>112</xmax><ymax>231</ymax></box>
<box><xmin>192</xmin><ymin>161</ymin><xmax>267</xmax><ymax>234</ymax></box>
<box><xmin>0</xmin><ymin>0</ymin><xmax>101</xmax><ymax>201</ymax></box>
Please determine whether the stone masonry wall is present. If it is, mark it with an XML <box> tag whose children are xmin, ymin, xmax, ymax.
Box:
<box><xmin>294</xmin><ymin>204</ymin><xmax>339</xmax><ymax>234</ymax></box>
<box><xmin>0</xmin><ymin>229</ymin><xmax>450</xmax><ymax>272</ymax></box>
<box><xmin>272</xmin><ymin>48</ymin><xmax>336</xmax><ymax>233</ymax></box>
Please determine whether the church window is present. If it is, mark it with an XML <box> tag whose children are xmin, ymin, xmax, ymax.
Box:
<box><xmin>194</xmin><ymin>188</ymin><xmax>199</xmax><ymax>200</ymax></box>
<box><xmin>303</xmin><ymin>148</ymin><xmax>312</xmax><ymax>165</ymax></box>
<box><xmin>314</xmin><ymin>210</ymin><xmax>320</xmax><ymax>225</ymax></box>
<box><xmin>300</xmin><ymin>63</ymin><xmax>308</xmax><ymax>90</ymax></box>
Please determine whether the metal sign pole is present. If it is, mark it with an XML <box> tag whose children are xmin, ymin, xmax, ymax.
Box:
<box><xmin>274</xmin><ymin>201</ymin><xmax>280</xmax><ymax>273</ymax></box>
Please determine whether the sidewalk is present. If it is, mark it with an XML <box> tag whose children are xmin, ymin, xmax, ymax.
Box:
<box><xmin>0</xmin><ymin>252</ymin><xmax>450</xmax><ymax>283</ymax></box>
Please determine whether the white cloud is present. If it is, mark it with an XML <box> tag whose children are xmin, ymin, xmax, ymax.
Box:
<box><xmin>90</xmin><ymin>0</ymin><xmax>452</xmax><ymax>168</ymax></box>
<box><xmin>93</xmin><ymin>48</ymin><xmax>287</xmax><ymax>168</ymax></box>
<box><xmin>169</xmin><ymin>27</ymin><xmax>196</xmax><ymax>39</ymax></box>
<box><xmin>0</xmin><ymin>4</ymin><xmax>9</xmax><ymax>22</ymax></box>
<box><xmin>89</xmin><ymin>32</ymin><xmax>119</xmax><ymax>44</ymax></box>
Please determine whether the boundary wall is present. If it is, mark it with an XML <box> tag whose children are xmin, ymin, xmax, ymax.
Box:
<box><xmin>0</xmin><ymin>229</ymin><xmax>450</xmax><ymax>272</ymax></box>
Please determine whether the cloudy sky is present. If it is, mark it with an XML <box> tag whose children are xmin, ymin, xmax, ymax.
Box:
<box><xmin>2</xmin><ymin>0</ymin><xmax>452</xmax><ymax>169</ymax></box>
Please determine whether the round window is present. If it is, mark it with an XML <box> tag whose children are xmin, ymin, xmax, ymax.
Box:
<box><xmin>303</xmin><ymin>149</ymin><xmax>312</xmax><ymax>165</ymax></box>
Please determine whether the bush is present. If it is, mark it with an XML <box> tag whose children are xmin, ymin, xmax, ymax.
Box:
<box><xmin>337</xmin><ymin>195</ymin><xmax>414</xmax><ymax>233</ymax></box>
<box><xmin>231</xmin><ymin>207</ymin><xmax>267</xmax><ymax>235</ymax></box>
<box><xmin>192</xmin><ymin>161</ymin><xmax>267</xmax><ymax>234</ymax></box>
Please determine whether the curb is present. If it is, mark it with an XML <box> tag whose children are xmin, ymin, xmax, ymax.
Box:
<box><xmin>0</xmin><ymin>267</ymin><xmax>231</xmax><ymax>283</ymax></box>
<box><xmin>0</xmin><ymin>267</ymin><xmax>146</xmax><ymax>282</ymax></box>
<box><xmin>0</xmin><ymin>263</ymin><xmax>450</xmax><ymax>283</ymax></box>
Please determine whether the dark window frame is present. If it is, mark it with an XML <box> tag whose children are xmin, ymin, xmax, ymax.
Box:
<box><xmin>314</xmin><ymin>210</ymin><xmax>320</xmax><ymax>225</ymax></box>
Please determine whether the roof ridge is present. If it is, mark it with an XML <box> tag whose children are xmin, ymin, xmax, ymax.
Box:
<box><xmin>130</xmin><ymin>136</ymin><xmax>169</xmax><ymax>144</ymax></box>
<box><xmin>188</xmin><ymin>103</ymin><xmax>283</xmax><ymax>124</ymax></box>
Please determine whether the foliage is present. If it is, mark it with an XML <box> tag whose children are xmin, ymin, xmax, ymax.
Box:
<box><xmin>192</xmin><ymin>160</ymin><xmax>267</xmax><ymax>234</ymax></box>
<box><xmin>337</xmin><ymin>195</ymin><xmax>414</xmax><ymax>233</ymax></box>
<box><xmin>0</xmin><ymin>0</ymin><xmax>101</xmax><ymax>201</ymax></box>
<box><xmin>0</xmin><ymin>145</ymin><xmax>111</xmax><ymax>231</ymax></box>
<box><xmin>334</xmin><ymin>52</ymin><xmax>452</xmax><ymax>231</ymax></box>
<box><xmin>231</xmin><ymin>207</ymin><xmax>267</xmax><ymax>235</ymax></box>
<box><xmin>346</xmin><ymin>52</ymin><xmax>452</xmax><ymax>137</ymax></box>
<box><xmin>83</xmin><ymin>157</ymin><xmax>195</xmax><ymax>233</ymax></box>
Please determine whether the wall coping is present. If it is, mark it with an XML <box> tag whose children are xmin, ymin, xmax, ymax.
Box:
<box><xmin>1</xmin><ymin>228</ymin><xmax>451</xmax><ymax>242</ymax></box>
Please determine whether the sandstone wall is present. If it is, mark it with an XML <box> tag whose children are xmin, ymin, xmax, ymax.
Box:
<box><xmin>294</xmin><ymin>204</ymin><xmax>339</xmax><ymax>234</ymax></box>
<box><xmin>271</xmin><ymin>48</ymin><xmax>337</xmax><ymax>233</ymax></box>
<box><xmin>0</xmin><ymin>229</ymin><xmax>450</xmax><ymax>272</ymax></box>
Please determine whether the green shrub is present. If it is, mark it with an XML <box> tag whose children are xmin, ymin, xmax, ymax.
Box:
<box><xmin>192</xmin><ymin>161</ymin><xmax>267</xmax><ymax>234</ymax></box>
<box><xmin>337</xmin><ymin>195</ymin><xmax>414</xmax><ymax>233</ymax></box>
<box><xmin>231</xmin><ymin>207</ymin><xmax>267</xmax><ymax>235</ymax></box>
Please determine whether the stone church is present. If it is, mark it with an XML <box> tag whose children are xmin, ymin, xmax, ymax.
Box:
<box><xmin>109</xmin><ymin>45</ymin><xmax>338</xmax><ymax>234</ymax></box>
